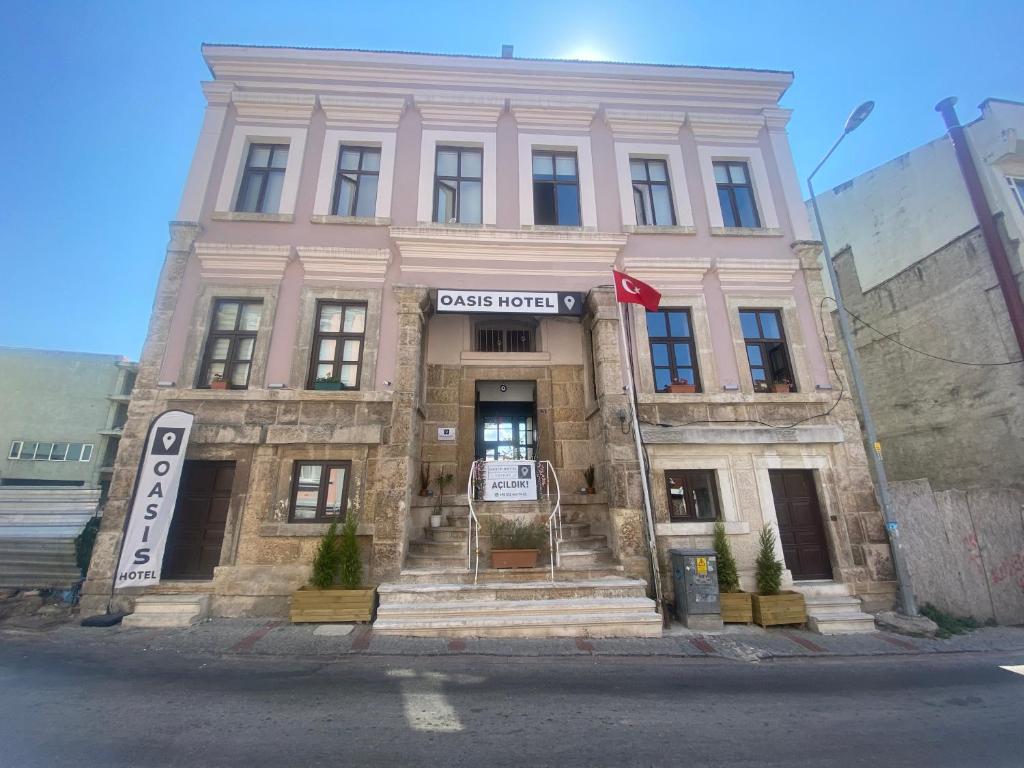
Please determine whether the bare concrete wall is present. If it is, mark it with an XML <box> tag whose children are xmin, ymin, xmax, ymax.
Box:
<box><xmin>890</xmin><ymin>479</ymin><xmax>1024</xmax><ymax>625</ymax></box>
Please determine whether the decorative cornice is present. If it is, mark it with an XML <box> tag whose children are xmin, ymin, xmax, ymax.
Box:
<box><xmin>296</xmin><ymin>246</ymin><xmax>391</xmax><ymax>284</ymax></box>
<box><xmin>620</xmin><ymin>257</ymin><xmax>710</xmax><ymax>289</ymax></box>
<box><xmin>193</xmin><ymin>242</ymin><xmax>291</xmax><ymax>281</ymax></box>
<box><xmin>688</xmin><ymin>112</ymin><xmax>764</xmax><ymax>142</ymax></box>
<box><xmin>390</xmin><ymin>226</ymin><xmax>625</xmax><ymax>278</ymax></box>
<box><xmin>715</xmin><ymin>257</ymin><xmax>799</xmax><ymax>292</ymax></box>
<box><xmin>231</xmin><ymin>91</ymin><xmax>316</xmax><ymax>124</ymax></box>
<box><xmin>414</xmin><ymin>96</ymin><xmax>504</xmax><ymax>127</ymax></box>
<box><xmin>605</xmin><ymin>108</ymin><xmax>686</xmax><ymax>140</ymax></box>
<box><xmin>762</xmin><ymin>107</ymin><xmax>793</xmax><ymax>133</ymax></box>
<box><xmin>317</xmin><ymin>94</ymin><xmax>406</xmax><ymax>128</ymax></box>
<box><xmin>510</xmin><ymin>98</ymin><xmax>599</xmax><ymax>131</ymax></box>
<box><xmin>201</xmin><ymin>81</ymin><xmax>234</xmax><ymax>107</ymax></box>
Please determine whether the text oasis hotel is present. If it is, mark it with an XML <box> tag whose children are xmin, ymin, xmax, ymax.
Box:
<box><xmin>81</xmin><ymin>44</ymin><xmax>897</xmax><ymax>629</ymax></box>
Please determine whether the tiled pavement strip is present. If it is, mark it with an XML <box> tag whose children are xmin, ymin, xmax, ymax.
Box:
<box><xmin>16</xmin><ymin>619</ymin><xmax>1024</xmax><ymax>663</ymax></box>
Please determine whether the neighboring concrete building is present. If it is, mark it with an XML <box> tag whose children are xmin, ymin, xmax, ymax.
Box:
<box><xmin>809</xmin><ymin>98</ymin><xmax>1024</xmax><ymax>624</ymax></box>
<box><xmin>82</xmin><ymin>44</ymin><xmax>893</xmax><ymax>634</ymax></box>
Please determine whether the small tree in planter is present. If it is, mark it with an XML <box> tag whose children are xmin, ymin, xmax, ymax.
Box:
<box><xmin>713</xmin><ymin>521</ymin><xmax>751</xmax><ymax>623</ymax></box>
<box><xmin>488</xmin><ymin>517</ymin><xmax>547</xmax><ymax>569</ymax></box>
<box><xmin>432</xmin><ymin>469</ymin><xmax>454</xmax><ymax>528</ymax></box>
<box><xmin>309</xmin><ymin>521</ymin><xmax>341</xmax><ymax>588</ymax></box>
<box><xmin>291</xmin><ymin>516</ymin><xmax>376</xmax><ymax>623</ymax></box>
<box><xmin>751</xmin><ymin>525</ymin><xmax>806</xmax><ymax>627</ymax></box>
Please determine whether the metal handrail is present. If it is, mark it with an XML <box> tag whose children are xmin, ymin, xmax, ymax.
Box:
<box><xmin>540</xmin><ymin>460</ymin><xmax>562</xmax><ymax>582</ymax></box>
<box><xmin>465</xmin><ymin>461</ymin><xmax>482</xmax><ymax>584</ymax></box>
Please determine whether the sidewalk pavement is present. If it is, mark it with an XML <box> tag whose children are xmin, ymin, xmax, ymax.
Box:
<box><xmin>5</xmin><ymin>615</ymin><xmax>1024</xmax><ymax>663</ymax></box>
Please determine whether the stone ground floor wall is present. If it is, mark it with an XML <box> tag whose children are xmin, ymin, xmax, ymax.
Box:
<box><xmin>889</xmin><ymin>479</ymin><xmax>1024</xmax><ymax>625</ymax></box>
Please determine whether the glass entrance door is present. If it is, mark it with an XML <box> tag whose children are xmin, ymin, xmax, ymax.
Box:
<box><xmin>476</xmin><ymin>403</ymin><xmax>536</xmax><ymax>461</ymax></box>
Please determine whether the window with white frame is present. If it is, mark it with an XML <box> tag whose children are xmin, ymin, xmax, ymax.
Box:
<box><xmin>631</xmin><ymin>158</ymin><xmax>676</xmax><ymax>226</ymax></box>
<box><xmin>532</xmin><ymin>150</ymin><xmax>581</xmax><ymax>226</ymax></box>
<box><xmin>9</xmin><ymin>441</ymin><xmax>95</xmax><ymax>462</ymax></box>
<box><xmin>434</xmin><ymin>146</ymin><xmax>483</xmax><ymax>224</ymax></box>
<box><xmin>1007</xmin><ymin>176</ymin><xmax>1024</xmax><ymax>214</ymax></box>
<box><xmin>332</xmin><ymin>146</ymin><xmax>380</xmax><ymax>217</ymax></box>
<box><xmin>235</xmin><ymin>143</ymin><xmax>289</xmax><ymax>213</ymax></box>
<box><xmin>714</xmin><ymin>161</ymin><xmax>761</xmax><ymax>228</ymax></box>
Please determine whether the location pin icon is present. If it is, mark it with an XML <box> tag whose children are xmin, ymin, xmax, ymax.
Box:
<box><xmin>162</xmin><ymin>432</ymin><xmax>176</xmax><ymax>451</ymax></box>
<box><xmin>563</xmin><ymin>295</ymin><xmax>575</xmax><ymax>310</ymax></box>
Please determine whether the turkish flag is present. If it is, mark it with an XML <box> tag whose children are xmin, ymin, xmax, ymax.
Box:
<box><xmin>613</xmin><ymin>270</ymin><xmax>661</xmax><ymax>312</ymax></box>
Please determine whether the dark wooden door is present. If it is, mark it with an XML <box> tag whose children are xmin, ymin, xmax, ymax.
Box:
<box><xmin>162</xmin><ymin>461</ymin><xmax>234</xmax><ymax>580</ymax></box>
<box><xmin>769</xmin><ymin>469</ymin><xmax>833</xmax><ymax>581</ymax></box>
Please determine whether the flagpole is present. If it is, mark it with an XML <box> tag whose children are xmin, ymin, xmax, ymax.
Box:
<box><xmin>615</xmin><ymin>292</ymin><xmax>665</xmax><ymax>617</ymax></box>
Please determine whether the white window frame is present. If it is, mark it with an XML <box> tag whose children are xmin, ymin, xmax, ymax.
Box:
<box><xmin>214</xmin><ymin>125</ymin><xmax>308</xmax><ymax>215</ymax></box>
<box><xmin>80</xmin><ymin>444</ymin><xmax>94</xmax><ymax>463</ymax></box>
<box><xmin>8</xmin><ymin>441</ymin><xmax>22</xmax><ymax>459</ymax></box>
<box><xmin>518</xmin><ymin>134</ymin><xmax>598</xmax><ymax>228</ymax></box>
<box><xmin>417</xmin><ymin>130</ymin><xmax>497</xmax><ymax>225</ymax></box>
<box><xmin>50</xmin><ymin>442</ymin><xmax>69</xmax><ymax>462</ymax></box>
<box><xmin>613</xmin><ymin>142</ymin><xmax>694</xmax><ymax>229</ymax></box>
<box><xmin>697</xmin><ymin>145</ymin><xmax>779</xmax><ymax>230</ymax></box>
<box><xmin>1007</xmin><ymin>175</ymin><xmax>1024</xmax><ymax>214</ymax></box>
<box><xmin>312</xmin><ymin>130</ymin><xmax>397</xmax><ymax>218</ymax></box>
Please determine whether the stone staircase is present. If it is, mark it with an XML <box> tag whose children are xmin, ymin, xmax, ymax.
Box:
<box><xmin>121</xmin><ymin>594</ymin><xmax>210</xmax><ymax>629</ymax></box>
<box><xmin>791</xmin><ymin>580</ymin><xmax>877</xmax><ymax>634</ymax></box>
<box><xmin>379</xmin><ymin>497</ymin><xmax>661</xmax><ymax>637</ymax></box>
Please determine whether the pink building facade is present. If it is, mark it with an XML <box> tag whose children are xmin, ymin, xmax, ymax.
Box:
<box><xmin>82</xmin><ymin>45</ymin><xmax>895</xmax><ymax>632</ymax></box>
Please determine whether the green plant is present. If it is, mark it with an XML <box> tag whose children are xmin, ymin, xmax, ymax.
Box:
<box><xmin>755</xmin><ymin>525</ymin><xmax>783</xmax><ymax>596</ymax></box>
<box><xmin>713</xmin><ymin>521</ymin><xmax>740</xmax><ymax>593</ymax></box>
<box><xmin>583</xmin><ymin>464</ymin><xmax>596</xmax><ymax>490</ymax></box>
<box><xmin>309</xmin><ymin>521</ymin><xmax>341</xmax><ymax>588</ymax></box>
<box><xmin>435</xmin><ymin>469</ymin><xmax>454</xmax><ymax>509</ymax></box>
<box><xmin>487</xmin><ymin>517</ymin><xmax>548</xmax><ymax>551</ymax></box>
<box><xmin>314</xmin><ymin>375</ymin><xmax>344</xmax><ymax>385</ymax></box>
<box><xmin>337</xmin><ymin>516</ymin><xmax>363</xmax><ymax>589</ymax></box>
<box><xmin>920</xmin><ymin>603</ymin><xmax>982</xmax><ymax>639</ymax></box>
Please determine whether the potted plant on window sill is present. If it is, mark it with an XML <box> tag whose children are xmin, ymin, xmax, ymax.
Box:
<box><xmin>290</xmin><ymin>517</ymin><xmax>376</xmax><ymax>623</ymax></box>
<box><xmin>210</xmin><ymin>374</ymin><xmax>229</xmax><ymax>390</ymax></box>
<box><xmin>488</xmin><ymin>517</ymin><xmax>547</xmax><ymax>569</ymax></box>
<box><xmin>713</xmin><ymin>521</ymin><xmax>752</xmax><ymax>623</ymax></box>
<box><xmin>750</xmin><ymin>525</ymin><xmax>806</xmax><ymax>628</ymax></box>
<box><xmin>313</xmin><ymin>376</ymin><xmax>345</xmax><ymax>391</ymax></box>
<box><xmin>771</xmin><ymin>378</ymin><xmax>792</xmax><ymax>394</ymax></box>
<box><xmin>431</xmin><ymin>469</ymin><xmax>454</xmax><ymax>528</ymax></box>
<box><xmin>667</xmin><ymin>378</ymin><xmax>697</xmax><ymax>394</ymax></box>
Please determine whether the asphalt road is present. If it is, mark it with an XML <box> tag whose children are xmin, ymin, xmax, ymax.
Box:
<box><xmin>1</xmin><ymin>638</ymin><xmax>1022</xmax><ymax>767</ymax></box>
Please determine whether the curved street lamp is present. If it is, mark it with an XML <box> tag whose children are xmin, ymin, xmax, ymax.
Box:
<box><xmin>807</xmin><ymin>101</ymin><xmax>918</xmax><ymax>617</ymax></box>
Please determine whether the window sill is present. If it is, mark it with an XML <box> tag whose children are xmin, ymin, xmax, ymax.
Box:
<box><xmin>520</xmin><ymin>224</ymin><xmax>597</xmax><ymax>233</ymax></box>
<box><xmin>709</xmin><ymin>226</ymin><xmax>783</xmax><ymax>237</ymax></box>
<box><xmin>211</xmin><ymin>211</ymin><xmax>294</xmax><ymax>223</ymax></box>
<box><xmin>260</xmin><ymin>521</ymin><xmax>375</xmax><ymax>538</ymax></box>
<box><xmin>623</xmin><ymin>224</ymin><xmax>696</xmax><ymax>235</ymax></box>
<box><xmin>638</xmin><ymin>391</ymin><xmax>832</xmax><ymax>405</ymax></box>
<box><xmin>656</xmin><ymin>521</ymin><xmax>750</xmax><ymax>536</ymax></box>
<box><xmin>311</xmin><ymin>214</ymin><xmax>392</xmax><ymax>227</ymax></box>
<box><xmin>460</xmin><ymin>351</ymin><xmax>551</xmax><ymax>364</ymax></box>
<box><xmin>415</xmin><ymin>221</ymin><xmax>497</xmax><ymax>230</ymax></box>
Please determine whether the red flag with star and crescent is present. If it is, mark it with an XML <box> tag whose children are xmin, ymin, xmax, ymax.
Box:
<box><xmin>613</xmin><ymin>270</ymin><xmax>661</xmax><ymax>312</ymax></box>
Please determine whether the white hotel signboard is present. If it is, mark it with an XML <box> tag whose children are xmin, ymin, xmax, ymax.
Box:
<box><xmin>482</xmin><ymin>461</ymin><xmax>538</xmax><ymax>502</ymax></box>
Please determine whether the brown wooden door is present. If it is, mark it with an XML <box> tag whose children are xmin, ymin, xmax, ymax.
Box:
<box><xmin>769</xmin><ymin>469</ymin><xmax>833</xmax><ymax>581</ymax></box>
<box><xmin>162</xmin><ymin>461</ymin><xmax>234</xmax><ymax>580</ymax></box>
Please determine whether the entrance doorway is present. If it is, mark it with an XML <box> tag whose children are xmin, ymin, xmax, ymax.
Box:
<box><xmin>769</xmin><ymin>469</ymin><xmax>833</xmax><ymax>581</ymax></box>
<box><xmin>475</xmin><ymin>381</ymin><xmax>536</xmax><ymax>461</ymax></box>
<box><xmin>162</xmin><ymin>460</ymin><xmax>234</xmax><ymax>580</ymax></box>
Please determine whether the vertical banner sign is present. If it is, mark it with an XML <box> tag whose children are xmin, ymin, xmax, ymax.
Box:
<box><xmin>114</xmin><ymin>410</ymin><xmax>194</xmax><ymax>589</ymax></box>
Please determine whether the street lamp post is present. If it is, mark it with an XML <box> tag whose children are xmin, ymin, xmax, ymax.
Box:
<box><xmin>807</xmin><ymin>101</ymin><xmax>918</xmax><ymax>616</ymax></box>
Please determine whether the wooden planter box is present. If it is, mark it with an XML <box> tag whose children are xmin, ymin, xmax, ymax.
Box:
<box><xmin>720</xmin><ymin>591</ymin><xmax>753</xmax><ymax>623</ymax></box>
<box><xmin>668</xmin><ymin>383</ymin><xmax>697</xmax><ymax>393</ymax></box>
<box><xmin>771</xmin><ymin>383</ymin><xmax>792</xmax><ymax>394</ymax></box>
<box><xmin>210</xmin><ymin>380</ymin><xmax>229</xmax><ymax>390</ymax></box>
<box><xmin>290</xmin><ymin>586</ymin><xmax>376</xmax><ymax>623</ymax></box>
<box><xmin>491</xmin><ymin>549</ymin><xmax>539</xmax><ymax>569</ymax></box>
<box><xmin>752</xmin><ymin>591</ymin><xmax>807</xmax><ymax>628</ymax></box>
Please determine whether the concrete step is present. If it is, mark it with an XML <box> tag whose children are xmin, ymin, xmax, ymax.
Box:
<box><xmin>374</xmin><ymin>610</ymin><xmax>662</xmax><ymax>638</ymax></box>
<box><xmin>558</xmin><ymin>522</ymin><xmax>592</xmax><ymax>539</ymax></box>
<box><xmin>797</xmin><ymin>589</ymin><xmax>877</xmax><ymax>634</ymax></box>
<box><xmin>379</xmin><ymin>577</ymin><xmax>649</xmax><ymax>604</ymax></box>
<box><xmin>398</xmin><ymin>564</ymin><xmax>625</xmax><ymax>584</ymax></box>
<box><xmin>377</xmin><ymin>597</ymin><xmax>656</xmax><ymax>619</ymax></box>
<box><xmin>122</xmin><ymin>594</ymin><xmax>210</xmax><ymax>629</ymax></box>
<box><xmin>404</xmin><ymin>553</ymin><xmax>469</xmax><ymax>569</ymax></box>
<box><xmin>807</xmin><ymin>612</ymin><xmax>878</xmax><ymax>634</ymax></box>
<box><xmin>791</xmin><ymin>580</ymin><xmax>853</xmax><ymax>598</ymax></box>
<box><xmin>558</xmin><ymin>535</ymin><xmax>608</xmax><ymax>552</ymax></box>
<box><xmin>425</xmin><ymin>527</ymin><xmax>468</xmax><ymax>542</ymax></box>
<box><xmin>803</xmin><ymin>595</ymin><xmax>866</xmax><ymax>613</ymax></box>
<box><xmin>407</xmin><ymin>540</ymin><xmax>465</xmax><ymax>557</ymax></box>
<box><xmin>558</xmin><ymin>548</ymin><xmax>614</xmax><ymax>566</ymax></box>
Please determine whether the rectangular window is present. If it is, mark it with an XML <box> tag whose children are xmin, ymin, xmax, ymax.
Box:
<box><xmin>308</xmin><ymin>301</ymin><xmax>367</xmax><ymax>389</ymax></box>
<box><xmin>66</xmin><ymin>443</ymin><xmax>83</xmax><ymax>462</ymax></box>
<box><xmin>740</xmin><ymin>309</ymin><xmax>795</xmax><ymax>392</ymax></box>
<box><xmin>50</xmin><ymin>443</ymin><xmax>69</xmax><ymax>461</ymax></box>
<box><xmin>198</xmin><ymin>299</ymin><xmax>263</xmax><ymax>389</ymax></box>
<box><xmin>433</xmin><ymin>146</ymin><xmax>483</xmax><ymax>224</ymax></box>
<box><xmin>665</xmin><ymin>470</ymin><xmax>721</xmax><ymax>522</ymax></box>
<box><xmin>1008</xmin><ymin>176</ymin><xmax>1024</xmax><ymax>214</ymax></box>
<box><xmin>646</xmin><ymin>308</ymin><xmax>700</xmax><ymax>392</ymax></box>
<box><xmin>714</xmin><ymin>161</ymin><xmax>761</xmax><ymax>228</ymax></box>
<box><xmin>80</xmin><ymin>444</ymin><xmax>94</xmax><ymax>462</ymax></box>
<box><xmin>235</xmin><ymin>143</ymin><xmax>289</xmax><ymax>213</ymax></box>
<box><xmin>8</xmin><ymin>441</ymin><xmax>22</xmax><ymax>459</ymax></box>
<box><xmin>532</xmin><ymin>150</ymin><xmax>581</xmax><ymax>226</ymax></box>
<box><xmin>332</xmin><ymin>146</ymin><xmax>380</xmax><ymax>217</ymax></box>
<box><xmin>34</xmin><ymin>442</ymin><xmax>53</xmax><ymax>461</ymax></box>
<box><xmin>475</xmin><ymin>325</ymin><xmax>535</xmax><ymax>353</ymax></box>
<box><xmin>631</xmin><ymin>158</ymin><xmax>676</xmax><ymax>226</ymax></box>
<box><xmin>289</xmin><ymin>461</ymin><xmax>351</xmax><ymax>522</ymax></box>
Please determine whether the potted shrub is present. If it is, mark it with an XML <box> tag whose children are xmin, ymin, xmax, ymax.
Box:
<box><xmin>432</xmin><ymin>469</ymin><xmax>454</xmax><ymax>528</ymax></box>
<box><xmin>290</xmin><ymin>517</ymin><xmax>376</xmax><ymax>623</ymax></box>
<box><xmin>713</xmin><ymin>521</ymin><xmax>752</xmax><ymax>623</ymax></box>
<box><xmin>314</xmin><ymin>375</ymin><xmax>345</xmax><ymax>391</ymax></box>
<box><xmin>210</xmin><ymin>373</ymin><xmax>229</xmax><ymax>390</ymax></box>
<box><xmin>750</xmin><ymin>525</ymin><xmax>806</xmax><ymax>628</ymax></box>
<box><xmin>667</xmin><ymin>377</ymin><xmax>697</xmax><ymax>394</ymax></box>
<box><xmin>771</xmin><ymin>378</ymin><xmax>792</xmax><ymax>394</ymax></box>
<box><xmin>488</xmin><ymin>517</ymin><xmax>547</xmax><ymax>569</ymax></box>
<box><xmin>583</xmin><ymin>464</ymin><xmax>596</xmax><ymax>494</ymax></box>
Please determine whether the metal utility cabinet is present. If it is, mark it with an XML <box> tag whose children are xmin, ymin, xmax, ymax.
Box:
<box><xmin>669</xmin><ymin>548</ymin><xmax>723</xmax><ymax>630</ymax></box>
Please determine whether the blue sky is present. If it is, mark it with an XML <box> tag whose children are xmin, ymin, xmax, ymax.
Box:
<box><xmin>2</xmin><ymin>0</ymin><xmax>1020</xmax><ymax>358</ymax></box>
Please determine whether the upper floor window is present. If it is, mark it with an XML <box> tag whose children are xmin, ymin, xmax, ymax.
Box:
<box><xmin>235</xmin><ymin>143</ymin><xmax>289</xmax><ymax>213</ymax></box>
<box><xmin>199</xmin><ymin>299</ymin><xmax>263</xmax><ymax>389</ymax></box>
<box><xmin>434</xmin><ymin>146</ymin><xmax>482</xmax><ymax>224</ymax></box>
<box><xmin>740</xmin><ymin>309</ymin><xmax>794</xmax><ymax>393</ymax></box>
<box><xmin>631</xmin><ymin>158</ymin><xmax>676</xmax><ymax>226</ymax></box>
<box><xmin>533</xmin><ymin>151</ymin><xmax>581</xmax><ymax>226</ymax></box>
<box><xmin>1007</xmin><ymin>176</ymin><xmax>1024</xmax><ymax>214</ymax></box>
<box><xmin>665</xmin><ymin>470</ymin><xmax>720</xmax><ymax>522</ymax></box>
<box><xmin>646</xmin><ymin>309</ymin><xmax>700</xmax><ymax>392</ymax></box>
<box><xmin>714</xmin><ymin>161</ymin><xmax>760</xmax><ymax>228</ymax></box>
<box><xmin>333</xmin><ymin>146</ymin><xmax>380</xmax><ymax>217</ymax></box>
<box><xmin>308</xmin><ymin>301</ymin><xmax>366</xmax><ymax>390</ymax></box>
<box><xmin>475</xmin><ymin>321</ymin><xmax>536</xmax><ymax>353</ymax></box>
<box><xmin>9</xmin><ymin>441</ymin><xmax>93</xmax><ymax>462</ymax></box>
<box><xmin>289</xmin><ymin>461</ymin><xmax>351</xmax><ymax>523</ymax></box>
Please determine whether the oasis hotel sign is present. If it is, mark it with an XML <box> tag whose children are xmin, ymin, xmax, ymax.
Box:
<box><xmin>436</xmin><ymin>289</ymin><xmax>584</xmax><ymax>316</ymax></box>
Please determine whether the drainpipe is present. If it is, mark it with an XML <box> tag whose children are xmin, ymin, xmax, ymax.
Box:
<box><xmin>935</xmin><ymin>97</ymin><xmax>1024</xmax><ymax>359</ymax></box>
